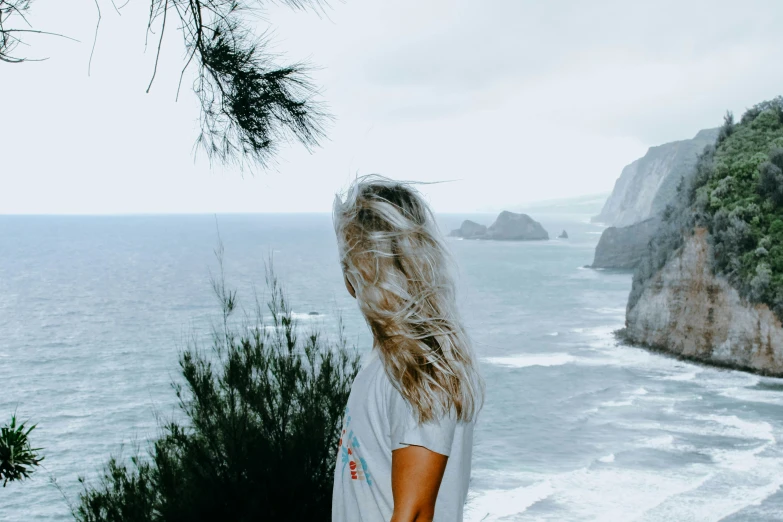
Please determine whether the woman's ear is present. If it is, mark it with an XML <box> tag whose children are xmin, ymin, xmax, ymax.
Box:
<box><xmin>344</xmin><ymin>275</ymin><xmax>356</xmax><ymax>299</ymax></box>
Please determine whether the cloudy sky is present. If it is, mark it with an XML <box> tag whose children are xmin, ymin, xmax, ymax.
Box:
<box><xmin>3</xmin><ymin>0</ymin><xmax>783</xmax><ymax>214</ymax></box>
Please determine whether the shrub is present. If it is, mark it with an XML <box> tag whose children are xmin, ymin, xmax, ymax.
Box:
<box><xmin>0</xmin><ymin>414</ymin><xmax>43</xmax><ymax>486</ymax></box>
<box><xmin>749</xmin><ymin>262</ymin><xmax>773</xmax><ymax>302</ymax></box>
<box><xmin>73</xmin><ymin>262</ymin><xmax>361</xmax><ymax>522</ymax></box>
<box><xmin>758</xmin><ymin>154</ymin><xmax>783</xmax><ymax>206</ymax></box>
<box><xmin>716</xmin><ymin>111</ymin><xmax>735</xmax><ymax>146</ymax></box>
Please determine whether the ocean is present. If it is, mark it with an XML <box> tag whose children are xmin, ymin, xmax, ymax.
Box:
<box><xmin>1</xmin><ymin>213</ymin><xmax>783</xmax><ymax>521</ymax></box>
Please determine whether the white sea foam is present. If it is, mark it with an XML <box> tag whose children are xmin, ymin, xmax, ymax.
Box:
<box><xmin>637</xmin><ymin>440</ymin><xmax>783</xmax><ymax>521</ymax></box>
<box><xmin>639</xmin><ymin>434</ymin><xmax>677</xmax><ymax>451</ymax></box>
<box><xmin>547</xmin><ymin>332</ymin><xmax>559</xmax><ymax>337</ymax></box>
<box><xmin>692</xmin><ymin>414</ymin><xmax>776</xmax><ymax>443</ymax></box>
<box><xmin>718</xmin><ymin>386</ymin><xmax>783</xmax><ymax>406</ymax></box>
<box><xmin>470</xmin><ymin>468</ymin><xmax>539</xmax><ymax>483</ymax></box>
<box><xmin>464</xmin><ymin>481</ymin><xmax>555</xmax><ymax>521</ymax></box>
<box><xmin>468</xmin><ymin>409</ymin><xmax>781</xmax><ymax>521</ymax></box>
<box><xmin>639</xmin><ymin>412</ymin><xmax>783</xmax><ymax>520</ymax></box>
<box><xmin>291</xmin><ymin>311</ymin><xmax>324</xmax><ymax>320</ymax></box>
<box><xmin>661</xmin><ymin>370</ymin><xmax>701</xmax><ymax>381</ymax></box>
<box><xmin>621</xmin><ymin>414</ymin><xmax>776</xmax><ymax>446</ymax></box>
<box><xmin>585</xmin><ymin>307</ymin><xmax>626</xmax><ymax>316</ymax></box>
<box><xmin>600</xmin><ymin>399</ymin><xmax>634</xmax><ymax>408</ymax></box>
<box><xmin>247</xmin><ymin>324</ymin><xmax>287</xmax><ymax>332</ymax></box>
<box><xmin>483</xmin><ymin>353</ymin><xmax>576</xmax><ymax>368</ymax></box>
<box><xmin>469</xmin><ymin>463</ymin><xmax>712</xmax><ymax>522</ymax></box>
<box><xmin>580</xmin><ymin>324</ymin><xmax>622</xmax><ymax>342</ymax></box>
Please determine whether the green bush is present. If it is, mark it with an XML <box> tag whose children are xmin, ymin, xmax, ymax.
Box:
<box><xmin>758</xmin><ymin>150</ymin><xmax>783</xmax><ymax>206</ymax></box>
<box><xmin>0</xmin><ymin>414</ymin><xmax>43</xmax><ymax>486</ymax></box>
<box><xmin>73</xmin><ymin>263</ymin><xmax>361</xmax><ymax>522</ymax></box>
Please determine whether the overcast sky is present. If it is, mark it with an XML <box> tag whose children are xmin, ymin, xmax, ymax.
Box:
<box><xmin>3</xmin><ymin>0</ymin><xmax>783</xmax><ymax>214</ymax></box>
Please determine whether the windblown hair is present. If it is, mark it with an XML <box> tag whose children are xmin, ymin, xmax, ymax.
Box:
<box><xmin>333</xmin><ymin>175</ymin><xmax>483</xmax><ymax>423</ymax></box>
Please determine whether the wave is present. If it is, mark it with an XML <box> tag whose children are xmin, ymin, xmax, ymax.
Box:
<box><xmin>464</xmin><ymin>481</ymin><xmax>555</xmax><ymax>522</ymax></box>
<box><xmin>468</xmin><ymin>462</ymin><xmax>710</xmax><ymax>522</ymax></box>
<box><xmin>247</xmin><ymin>325</ymin><xmax>285</xmax><ymax>332</ymax></box>
<box><xmin>637</xmin><ymin>439</ymin><xmax>783</xmax><ymax>521</ymax></box>
<box><xmin>483</xmin><ymin>353</ymin><xmax>576</xmax><ymax>368</ymax></box>
<box><xmin>693</xmin><ymin>413</ymin><xmax>775</xmax><ymax>443</ymax></box>
<box><xmin>291</xmin><ymin>311</ymin><xmax>324</xmax><ymax>320</ymax></box>
<box><xmin>584</xmin><ymin>307</ymin><xmax>626</xmax><ymax>316</ymax></box>
<box><xmin>718</xmin><ymin>386</ymin><xmax>783</xmax><ymax>406</ymax></box>
<box><xmin>600</xmin><ymin>399</ymin><xmax>634</xmax><ymax>408</ymax></box>
<box><xmin>619</xmin><ymin>414</ymin><xmax>775</xmax><ymax>446</ymax></box>
<box><xmin>468</xmin><ymin>434</ymin><xmax>783</xmax><ymax>522</ymax></box>
<box><xmin>660</xmin><ymin>370</ymin><xmax>701</xmax><ymax>382</ymax></box>
<box><xmin>639</xmin><ymin>434</ymin><xmax>677</xmax><ymax>451</ymax></box>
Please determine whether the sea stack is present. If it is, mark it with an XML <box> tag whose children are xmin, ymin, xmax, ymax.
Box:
<box><xmin>449</xmin><ymin>211</ymin><xmax>549</xmax><ymax>241</ymax></box>
<box><xmin>558</xmin><ymin>230</ymin><xmax>569</xmax><ymax>239</ymax></box>
<box><xmin>449</xmin><ymin>220</ymin><xmax>488</xmax><ymax>239</ymax></box>
<box><xmin>486</xmin><ymin>211</ymin><xmax>549</xmax><ymax>240</ymax></box>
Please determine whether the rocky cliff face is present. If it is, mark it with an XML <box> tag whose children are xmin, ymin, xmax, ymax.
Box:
<box><xmin>626</xmin><ymin>229</ymin><xmax>783</xmax><ymax>375</ymax></box>
<box><xmin>592</xmin><ymin>218</ymin><xmax>660</xmax><ymax>269</ymax></box>
<box><xmin>593</xmin><ymin>128</ymin><xmax>719</xmax><ymax>227</ymax></box>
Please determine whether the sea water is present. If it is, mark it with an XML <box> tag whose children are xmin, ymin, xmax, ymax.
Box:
<box><xmin>1</xmin><ymin>213</ymin><xmax>782</xmax><ymax>521</ymax></box>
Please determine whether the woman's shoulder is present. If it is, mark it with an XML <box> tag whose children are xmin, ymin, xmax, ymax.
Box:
<box><xmin>353</xmin><ymin>349</ymin><xmax>390</xmax><ymax>392</ymax></box>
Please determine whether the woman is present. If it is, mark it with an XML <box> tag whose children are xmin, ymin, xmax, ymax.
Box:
<box><xmin>332</xmin><ymin>176</ymin><xmax>484</xmax><ymax>522</ymax></box>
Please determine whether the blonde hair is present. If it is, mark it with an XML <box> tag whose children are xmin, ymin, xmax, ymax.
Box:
<box><xmin>333</xmin><ymin>175</ymin><xmax>483</xmax><ymax>423</ymax></box>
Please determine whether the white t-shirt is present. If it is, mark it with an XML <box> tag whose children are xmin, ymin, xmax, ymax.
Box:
<box><xmin>332</xmin><ymin>350</ymin><xmax>475</xmax><ymax>522</ymax></box>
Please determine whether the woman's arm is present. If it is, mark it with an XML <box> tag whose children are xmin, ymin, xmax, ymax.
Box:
<box><xmin>390</xmin><ymin>445</ymin><xmax>449</xmax><ymax>522</ymax></box>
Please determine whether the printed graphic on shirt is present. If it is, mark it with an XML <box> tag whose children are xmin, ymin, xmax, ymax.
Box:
<box><xmin>338</xmin><ymin>407</ymin><xmax>373</xmax><ymax>486</ymax></box>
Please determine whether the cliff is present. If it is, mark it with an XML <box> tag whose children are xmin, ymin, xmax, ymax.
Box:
<box><xmin>593</xmin><ymin>128</ymin><xmax>719</xmax><ymax>227</ymax></box>
<box><xmin>592</xmin><ymin>217</ymin><xmax>660</xmax><ymax>269</ymax></box>
<box><xmin>626</xmin><ymin>229</ymin><xmax>783</xmax><ymax>375</ymax></box>
<box><xmin>625</xmin><ymin>97</ymin><xmax>783</xmax><ymax>376</ymax></box>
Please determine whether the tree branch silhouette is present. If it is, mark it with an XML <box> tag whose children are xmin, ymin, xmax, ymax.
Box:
<box><xmin>2</xmin><ymin>0</ymin><xmax>331</xmax><ymax>170</ymax></box>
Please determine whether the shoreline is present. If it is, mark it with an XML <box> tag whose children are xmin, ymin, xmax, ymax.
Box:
<box><xmin>614</xmin><ymin>328</ymin><xmax>783</xmax><ymax>379</ymax></box>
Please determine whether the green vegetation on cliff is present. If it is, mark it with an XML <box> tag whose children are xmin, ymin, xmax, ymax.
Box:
<box><xmin>631</xmin><ymin>96</ymin><xmax>783</xmax><ymax>320</ymax></box>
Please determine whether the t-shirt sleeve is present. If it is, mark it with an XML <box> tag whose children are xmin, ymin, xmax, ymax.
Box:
<box><xmin>387</xmin><ymin>384</ymin><xmax>457</xmax><ymax>457</ymax></box>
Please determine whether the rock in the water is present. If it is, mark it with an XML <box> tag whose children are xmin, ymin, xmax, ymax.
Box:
<box><xmin>592</xmin><ymin>217</ymin><xmax>660</xmax><ymax>269</ymax></box>
<box><xmin>449</xmin><ymin>220</ymin><xmax>488</xmax><ymax>239</ymax></box>
<box><xmin>486</xmin><ymin>211</ymin><xmax>549</xmax><ymax>241</ymax></box>
<box><xmin>558</xmin><ymin>230</ymin><xmax>569</xmax><ymax>239</ymax></box>
<box><xmin>626</xmin><ymin>229</ymin><xmax>783</xmax><ymax>375</ymax></box>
